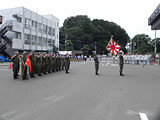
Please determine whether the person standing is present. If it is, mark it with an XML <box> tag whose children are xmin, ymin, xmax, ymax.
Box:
<box><xmin>21</xmin><ymin>51</ymin><xmax>28</xmax><ymax>80</ymax></box>
<box><xmin>64</xmin><ymin>54</ymin><xmax>70</xmax><ymax>74</ymax></box>
<box><xmin>94</xmin><ymin>54</ymin><xmax>99</xmax><ymax>75</ymax></box>
<box><xmin>119</xmin><ymin>51</ymin><xmax>124</xmax><ymax>76</ymax></box>
<box><xmin>29</xmin><ymin>51</ymin><xmax>36</xmax><ymax>78</ymax></box>
<box><xmin>11</xmin><ymin>52</ymin><xmax>20</xmax><ymax>79</ymax></box>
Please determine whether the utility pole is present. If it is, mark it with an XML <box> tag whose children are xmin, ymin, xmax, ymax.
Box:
<box><xmin>155</xmin><ymin>30</ymin><xmax>157</xmax><ymax>54</ymax></box>
<box><xmin>95</xmin><ymin>41</ymin><xmax>97</xmax><ymax>54</ymax></box>
<box><xmin>65</xmin><ymin>33</ymin><xmax>67</xmax><ymax>50</ymax></box>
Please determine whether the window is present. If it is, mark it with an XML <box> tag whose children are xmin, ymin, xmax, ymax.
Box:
<box><xmin>42</xmin><ymin>38</ymin><xmax>47</xmax><ymax>47</ymax></box>
<box><xmin>32</xmin><ymin>21</ymin><xmax>37</xmax><ymax>31</ymax></box>
<box><xmin>43</xmin><ymin>25</ymin><xmax>47</xmax><ymax>34</ymax></box>
<box><xmin>37</xmin><ymin>23</ymin><xmax>42</xmax><ymax>32</ymax></box>
<box><xmin>48</xmin><ymin>27</ymin><xmax>51</xmax><ymax>35</ymax></box>
<box><xmin>32</xmin><ymin>35</ymin><xmax>36</xmax><ymax>45</ymax></box>
<box><xmin>16</xmin><ymin>32</ymin><xmax>21</xmax><ymax>39</ymax></box>
<box><xmin>25</xmin><ymin>18</ymin><xmax>31</xmax><ymax>29</ymax></box>
<box><xmin>51</xmin><ymin>28</ymin><xmax>55</xmax><ymax>36</ymax></box>
<box><xmin>48</xmin><ymin>39</ymin><xmax>52</xmax><ymax>47</ymax></box>
<box><xmin>24</xmin><ymin>34</ymin><xmax>31</xmax><ymax>44</ymax></box>
<box><xmin>37</xmin><ymin>37</ymin><xmax>42</xmax><ymax>46</ymax></box>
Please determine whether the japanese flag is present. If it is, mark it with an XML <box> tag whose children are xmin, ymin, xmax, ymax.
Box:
<box><xmin>106</xmin><ymin>36</ymin><xmax>121</xmax><ymax>56</ymax></box>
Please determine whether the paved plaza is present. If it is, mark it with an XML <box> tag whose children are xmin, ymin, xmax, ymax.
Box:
<box><xmin>0</xmin><ymin>60</ymin><xmax>160</xmax><ymax>120</ymax></box>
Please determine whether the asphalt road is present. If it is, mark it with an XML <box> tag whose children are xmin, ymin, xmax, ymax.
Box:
<box><xmin>0</xmin><ymin>60</ymin><xmax>160</xmax><ymax>120</ymax></box>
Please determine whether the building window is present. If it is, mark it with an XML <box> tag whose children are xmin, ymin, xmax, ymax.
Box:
<box><xmin>51</xmin><ymin>28</ymin><xmax>55</xmax><ymax>36</ymax></box>
<box><xmin>37</xmin><ymin>37</ymin><xmax>42</xmax><ymax>46</ymax></box>
<box><xmin>32</xmin><ymin>20</ymin><xmax>37</xmax><ymax>31</ymax></box>
<box><xmin>48</xmin><ymin>27</ymin><xmax>51</xmax><ymax>35</ymax></box>
<box><xmin>48</xmin><ymin>39</ymin><xmax>52</xmax><ymax>48</ymax></box>
<box><xmin>42</xmin><ymin>38</ymin><xmax>47</xmax><ymax>47</ymax></box>
<box><xmin>37</xmin><ymin>23</ymin><xmax>42</xmax><ymax>32</ymax></box>
<box><xmin>24</xmin><ymin>34</ymin><xmax>31</xmax><ymax>44</ymax></box>
<box><xmin>32</xmin><ymin>35</ymin><xmax>36</xmax><ymax>45</ymax></box>
<box><xmin>16</xmin><ymin>32</ymin><xmax>21</xmax><ymax>39</ymax></box>
<box><xmin>43</xmin><ymin>25</ymin><xmax>47</xmax><ymax>34</ymax></box>
<box><xmin>25</xmin><ymin>18</ymin><xmax>31</xmax><ymax>30</ymax></box>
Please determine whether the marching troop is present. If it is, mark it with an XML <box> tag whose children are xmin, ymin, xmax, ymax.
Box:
<box><xmin>11</xmin><ymin>51</ymin><xmax>70</xmax><ymax>80</ymax></box>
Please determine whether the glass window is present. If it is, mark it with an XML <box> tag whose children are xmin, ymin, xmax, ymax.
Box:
<box><xmin>24</xmin><ymin>34</ymin><xmax>31</xmax><ymax>44</ymax></box>
<box><xmin>43</xmin><ymin>25</ymin><xmax>47</xmax><ymax>34</ymax></box>
<box><xmin>52</xmin><ymin>28</ymin><xmax>55</xmax><ymax>36</ymax></box>
<box><xmin>48</xmin><ymin>27</ymin><xmax>51</xmax><ymax>35</ymax></box>
<box><xmin>37</xmin><ymin>37</ymin><xmax>42</xmax><ymax>46</ymax></box>
<box><xmin>16</xmin><ymin>32</ymin><xmax>21</xmax><ymax>39</ymax></box>
<box><xmin>25</xmin><ymin>18</ymin><xmax>31</xmax><ymax>29</ymax></box>
<box><xmin>32</xmin><ymin>21</ymin><xmax>37</xmax><ymax>31</ymax></box>
<box><xmin>32</xmin><ymin>35</ymin><xmax>36</xmax><ymax>45</ymax></box>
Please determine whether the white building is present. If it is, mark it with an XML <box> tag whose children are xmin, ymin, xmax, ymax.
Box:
<box><xmin>0</xmin><ymin>7</ymin><xmax>59</xmax><ymax>57</ymax></box>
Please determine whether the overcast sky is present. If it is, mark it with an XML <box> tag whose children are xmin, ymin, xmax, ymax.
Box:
<box><xmin>1</xmin><ymin>0</ymin><xmax>160</xmax><ymax>39</ymax></box>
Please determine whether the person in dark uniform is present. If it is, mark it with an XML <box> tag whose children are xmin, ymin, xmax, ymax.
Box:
<box><xmin>94</xmin><ymin>54</ymin><xmax>99</xmax><ymax>75</ymax></box>
<box><xmin>64</xmin><ymin>54</ymin><xmax>70</xmax><ymax>73</ymax></box>
<box><xmin>11</xmin><ymin>52</ymin><xmax>20</xmax><ymax>79</ymax></box>
<box><xmin>119</xmin><ymin>51</ymin><xmax>124</xmax><ymax>76</ymax></box>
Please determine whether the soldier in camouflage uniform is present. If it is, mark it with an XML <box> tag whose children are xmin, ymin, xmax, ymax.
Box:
<box><xmin>119</xmin><ymin>51</ymin><xmax>124</xmax><ymax>76</ymax></box>
<box><xmin>61</xmin><ymin>55</ymin><xmax>65</xmax><ymax>70</ymax></box>
<box><xmin>94</xmin><ymin>54</ymin><xmax>99</xmax><ymax>75</ymax></box>
<box><xmin>29</xmin><ymin>51</ymin><xmax>36</xmax><ymax>78</ymax></box>
<box><xmin>11</xmin><ymin>52</ymin><xmax>20</xmax><ymax>79</ymax></box>
<box><xmin>21</xmin><ymin>51</ymin><xmax>28</xmax><ymax>80</ymax></box>
<box><xmin>64</xmin><ymin>54</ymin><xmax>70</xmax><ymax>73</ymax></box>
<box><xmin>37</xmin><ymin>53</ymin><xmax>42</xmax><ymax>76</ymax></box>
<box><xmin>48</xmin><ymin>54</ymin><xmax>52</xmax><ymax>73</ymax></box>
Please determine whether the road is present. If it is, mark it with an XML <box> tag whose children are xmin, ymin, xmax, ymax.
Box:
<box><xmin>0</xmin><ymin>60</ymin><xmax>160</xmax><ymax>120</ymax></box>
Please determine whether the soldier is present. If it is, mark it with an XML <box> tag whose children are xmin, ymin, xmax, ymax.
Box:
<box><xmin>119</xmin><ymin>51</ymin><xmax>124</xmax><ymax>76</ymax></box>
<box><xmin>64</xmin><ymin>54</ymin><xmax>70</xmax><ymax>74</ymax></box>
<box><xmin>94</xmin><ymin>54</ymin><xmax>99</xmax><ymax>75</ymax></box>
<box><xmin>48</xmin><ymin>54</ymin><xmax>52</xmax><ymax>73</ymax></box>
<box><xmin>11</xmin><ymin>52</ymin><xmax>20</xmax><ymax>79</ymax></box>
<box><xmin>37</xmin><ymin>53</ymin><xmax>42</xmax><ymax>76</ymax></box>
<box><xmin>29</xmin><ymin>51</ymin><xmax>36</xmax><ymax>78</ymax></box>
<box><xmin>21</xmin><ymin>51</ymin><xmax>28</xmax><ymax>80</ymax></box>
<box><xmin>61</xmin><ymin>55</ymin><xmax>65</xmax><ymax>70</ymax></box>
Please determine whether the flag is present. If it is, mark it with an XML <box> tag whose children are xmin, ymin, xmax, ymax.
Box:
<box><xmin>106</xmin><ymin>36</ymin><xmax>121</xmax><ymax>55</ymax></box>
<box><xmin>25</xmin><ymin>55</ymin><xmax>31</xmax><ymax>72</ymax></box>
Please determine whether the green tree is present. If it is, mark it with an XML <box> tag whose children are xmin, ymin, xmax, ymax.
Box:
<box><xmin>52</xmin><ymin>44</ymin><xmax>58</xmax><ymax>53</ymax></box>
<box><xmin>65</xmin><ymin>40</ymin><xmax>73</xmax><ymax>51</ymax></box>
<box><xmin>60</xmin><ymin>15</ymin><xmax>130</xmax><ymax>54</ymax></box>
<box><xmin>131</xmin><ymin>34</ymin><xmax>152</xmax><ymax>54</ymax></box>
<box><xmin>81</xmin><ymin>45</ymin><xmax>90</xmax><ymax>56</ymax></box>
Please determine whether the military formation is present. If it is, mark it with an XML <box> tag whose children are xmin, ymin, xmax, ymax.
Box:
<box><xmin>11</xmin><ymin>51</ymin><xmax>70</xmax><ymax>80</ymax></box>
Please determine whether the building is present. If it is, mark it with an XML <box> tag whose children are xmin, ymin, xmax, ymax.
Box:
<box><xmin>148</xmin><ymin>4</ymin><xmax>160</xmax><ymax>30</ymax></box>
<box><xmin>0</xmin><ymin>7</ymin><xmax>59</xmax><ymax>58</ymax></box>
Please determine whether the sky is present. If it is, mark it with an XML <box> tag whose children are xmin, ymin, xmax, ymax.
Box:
<box><xmin>1</xmin><ymin>0</ymin><xmax>160</xmax><ymax>39</ymax></box>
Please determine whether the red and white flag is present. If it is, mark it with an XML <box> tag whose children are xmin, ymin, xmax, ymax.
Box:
<box><xmin>25</xmin><ymin>55</ymin><xmax>31</xmax><ymax>72</ymax></box>
<box><xmin>106</xmin><ymin>36</ymin><xmax>121</xmax><ymax>56</ymax></box>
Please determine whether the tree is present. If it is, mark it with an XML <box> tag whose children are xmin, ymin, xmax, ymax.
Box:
<box><xmin>52</xmin><ymin>44</ymin><xmax>58</xmax><ymax>53</ymax></box>
<box><xmin>131</xmin><ymin>34</ymin><xmax>152</xmax><ymax>54</ymax></box>
<box><xmin>60</xmin><ymin>15</ymin><xmax>130</xmax><ymax>54</ymax></box>
<box><xmin>81</xmin><ymin>45</ymin><xmax>90</xmax><ymax>56</ymax></box>
<box><xmin>65</xmin><ymin>40</ymin><xmax>73</xmax><ymax>51</ymax></box>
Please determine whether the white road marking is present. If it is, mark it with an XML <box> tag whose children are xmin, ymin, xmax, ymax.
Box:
<box><xmin>139</xmin><ymin>113</ymin><xmax>149</xmax><ymax>120</ymax></box>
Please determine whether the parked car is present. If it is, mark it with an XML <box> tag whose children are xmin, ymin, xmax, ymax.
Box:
<box><xmin>0</xmin><ymin>56</ymin><xmax>10</xmax><ymax>62</ymax></box>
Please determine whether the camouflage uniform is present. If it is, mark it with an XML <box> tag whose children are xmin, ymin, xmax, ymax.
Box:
<box><xmin>94</xmin><ymin>55</ymin><xmax>99</xmax><ymax>75</ymax></box>
<box><xmin>64</xmin><ymin>54</ymin><xmax>70</xmax><ymax>73</ymax></box>
<box><xmin>11</xmin><ymin>53</ymin><xmax>20</xmax><ymax>79</ymax></box>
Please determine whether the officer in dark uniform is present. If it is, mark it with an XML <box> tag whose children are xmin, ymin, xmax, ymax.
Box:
<box><xmin>11</xmin><ymin>52</ymin><xmax>20</xmax><ymax>79</ymax></box>
<box><xmin>64</xmin><ymin>54</ymin><xmax>70</xmax><ymax>73</ymax></box>
<box><xmin>94</xmin><ymin>54</ymin><xmax>99</xmax><ymax>75</ymax></box>
<box><xmin>119</xmin><ymin>51</ymin><xmax>124</xmax><ymax>76</ymax></box>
